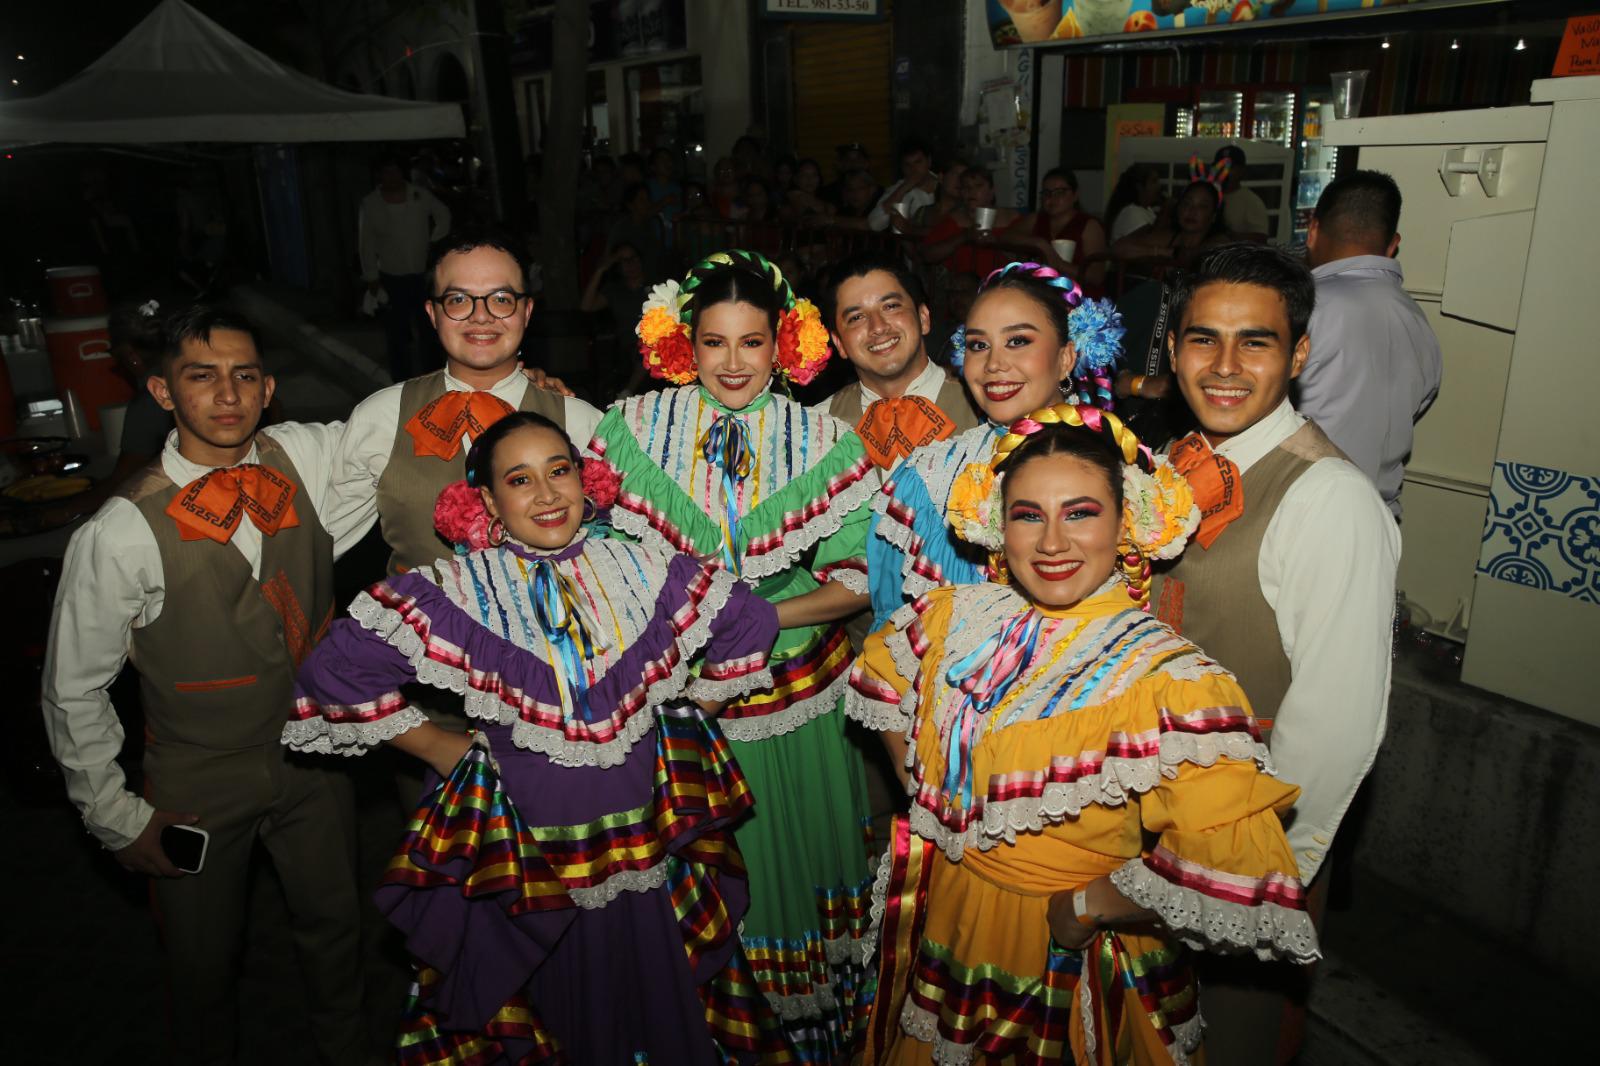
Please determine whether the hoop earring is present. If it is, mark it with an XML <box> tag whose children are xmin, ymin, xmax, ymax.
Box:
<box><xmin>488</xmin><ymin>516</ymin><xmax>508</xmax><ymax>547</ymax></box>
<box><xmin>581</xmin><ymin>497</ymin><xmax>597</xmax><ymax>523</ymax></box>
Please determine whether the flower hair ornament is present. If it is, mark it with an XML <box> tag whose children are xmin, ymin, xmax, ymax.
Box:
<box><xmin>636</xmin><ymin>249</ymin><xmax>832</xmax><ymax>387</ymax></box>
<box><xmin>945</xmin><ymin>402</ymin><xmax>1200</xmax><ymax>609</ymax></box>
<box><xmin>946</xmin><ymin>261</ymin><xmax>1126</xmax><ymax>410</ymax></box>
<box><xmin>433</xmin><ymin>453</ymin><xmax>622</xmax><ymax>553</ymax></box>
<box><xmin>1188</xmin><ymin>153</ymin><xmax>1230</xmax><ymax>199</ymax></box>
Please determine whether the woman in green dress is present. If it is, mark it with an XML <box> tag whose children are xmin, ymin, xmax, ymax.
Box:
<box><xmin>588</xmin><ymin>250</ymin><xmax>879</xmax><ymax>1061</ymax></box>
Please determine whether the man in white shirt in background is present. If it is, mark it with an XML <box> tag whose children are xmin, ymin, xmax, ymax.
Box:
<box><xmin>1215</xmin><ymin>144</ymin><xmax>1270</xmax><ymax>239</ymax></box>
<box><xmin>41</xmin><ymin>306</ymin><xmax>372</xmax><ymax>1065</ymax></box>
<box><xmin>1154</xmin><ymin>244</ymin><xmax>1400</xmax><ymax>1065</ymax></box>
<box><xmin>868</xmin><ymin>139</ymin><xmax>939</xmax><ymax>236</ymax></box>
<box><xmin>1301</xmin><ymin>169</ymin><xmax>1443</xmax><ymax>518</ymax></box>
<box><xmin>359</xmin><ymin>155</ymin><xmax>452</xmax><ymax>381</ymax></box>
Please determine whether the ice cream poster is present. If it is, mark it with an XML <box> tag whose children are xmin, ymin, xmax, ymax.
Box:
<box><xmin>987</xmin><ymin>1</ymin><xmax>1462</xmax><ymax>47</ymax></box>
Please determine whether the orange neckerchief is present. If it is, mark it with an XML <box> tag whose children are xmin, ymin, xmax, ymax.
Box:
<box><xmin>1168</xmin><ymin>432</ymin><xmax>1243</xmax><ymax>550</ymax></box>
<box><xmin>856</xmin><ymin>395</ymin><xmax>957</xmax><ymax>469</ymax></box>
<box><xmin>166</xmin><ymin>464</ymin><xmax>300</xmax><ymax>544</ymax></box>
<box><xmin>404</xmin><ymin>390</ymin><xmax>516</xmax><ymax>461</ymax></box>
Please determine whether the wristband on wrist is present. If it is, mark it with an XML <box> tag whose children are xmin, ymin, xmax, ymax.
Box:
<box><xmin>1072</xmin><ymin>887</ymin><xmax>1096</xmax><ymax>928</ymax></box>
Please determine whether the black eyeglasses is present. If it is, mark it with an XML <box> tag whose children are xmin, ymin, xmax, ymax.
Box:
<box><xmin>431</xmin><ymin>290</ymin><xmax>529</xmax><ymax>321</ymax></box>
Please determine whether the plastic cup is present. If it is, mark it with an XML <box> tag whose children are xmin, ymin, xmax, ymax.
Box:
<box><xmin>1331</xmin><ymin>70</ymin><xmax>1369</xmax><ymax>120</ymax></box>
<box><xmin>1051</xmin><ymin>238</ymin><xmax>1077</xmax><ymax>262</ymax></box>
<box><xmin>973</xmin><ymin>207</ymin><xmax>998</xmax><ymax>233</ymax></box>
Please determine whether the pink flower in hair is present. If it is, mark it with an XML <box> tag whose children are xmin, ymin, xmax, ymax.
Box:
<box><xmin>434</xmin><ymin>479</ymin><xmax>492</xmax><ymax>551</ymax></box>
<box><xmin>581</xmin><ymin>459</ymin><xmax>623</xmax><ymax>510</ymax></box>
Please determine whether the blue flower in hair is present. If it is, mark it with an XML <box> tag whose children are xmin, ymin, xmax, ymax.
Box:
<box><xmin>1067</xmin><ymin>298</ymin><xmax>1126</xmax><ymax>375</ymax></box>
<box><xmin>948</xmin><ymin>324</ymin><xmax>967</xmax><ymax>372</ymax></box>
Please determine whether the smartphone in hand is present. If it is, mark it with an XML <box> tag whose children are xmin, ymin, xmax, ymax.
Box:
<box><xmin>160</xmin><ymin>824</ymin><xmax>209</xmax><ymax>874</ymax></box>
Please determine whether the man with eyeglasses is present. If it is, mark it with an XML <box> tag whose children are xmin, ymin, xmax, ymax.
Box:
<box><xmin>330</xmin><ymin>225</ymin><xmax>601</xmax><ymax>799</ymax></box>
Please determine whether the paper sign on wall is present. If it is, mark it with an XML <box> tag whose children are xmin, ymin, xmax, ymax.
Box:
<box><xmin>1552</xmin><ymin>14</ymin><xmax>1600</xmax><ymax>77</ymax></box>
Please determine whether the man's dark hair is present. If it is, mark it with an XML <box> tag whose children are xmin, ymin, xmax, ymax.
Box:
<box><xmin>1169</xmin><ymin>243</ymin><xmax>1317</xmax><ymax>347</ymax></box>
<box><xmin>899</xmin><ymin>136</ymin><xmax>932</xmax><ymax>162</ymax></box>
<box><xmin>1313</xmin><ymin>169</ymin><xmax>1402</xmax><ymax>246</ymax></box>
<box><xmin>161</xmin><ymin>303</ymin><xmax>259</xmax><ymax>371</ymax></box>
<box><xmin>1213</xmin><ymin>144</ymin><xmax>1247</xmax><ymax>170</ymax></box>
<box><xmin>425</xmin><ymin>223</ymin><xmax>532</xmax><ymax>294</ymax></box>
<box><xmin>820</xmin><ymin>251</ymin><xmax>929</xmax><ymax>330</ymax></box>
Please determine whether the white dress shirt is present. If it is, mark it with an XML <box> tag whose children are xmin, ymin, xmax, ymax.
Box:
<box><xmin>1299</xmin><ymin>255</ymin><xmax>1443</xmax><ymax>517</ymax></box>
<box><xmin>1212</xmin><ymin>399</ymin><xmax>1401</xmax><ymax>881</ymax></box>
<box><xmin>40</xmin><ymin>423</ymin><xmax>365</xmax><ymax>851</ymax></box>
<box><xmin>1109</xmin><ymin>203</ymin><xmax>1158</xmax><ymax>243</ymax></box>
<box><xmin>809</xmin><ymin>358</ymin><xmax>951</xmax><ymax>471</ymax></box>
<box><xmin>358</xmin><ymin>183</ymin><xmax>451</xmax><ymax>280</ymax></box>
<box><xmin>324</xmin><ymin>365</ymin><xmax>603</xmax><ymax>539</ymax></box>
<box><xmin>1223</xmin><ymin>185</ymin><xmax>1270</xmax><ymax>236</ymax></box>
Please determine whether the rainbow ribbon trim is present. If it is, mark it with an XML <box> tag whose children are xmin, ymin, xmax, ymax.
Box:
<box><xmin>519</xmin><ymin>556</ymin><xmax>600</xmax><ymax>722</ymax></box>
<box><xmin>940</xmin><ymin>610</ymin><xmax>1044</xmax><ymax>812</ymax></box>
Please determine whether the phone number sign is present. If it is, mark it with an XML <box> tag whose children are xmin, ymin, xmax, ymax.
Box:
<box><xmin>763</xmin><ymin>0</ymin><xmax>883</xmax><ymax>19</ymax></box>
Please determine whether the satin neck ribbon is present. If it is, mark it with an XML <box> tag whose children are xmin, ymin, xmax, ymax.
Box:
<box><xmin>939</xmin><ymin>609</ymin><xmax>1044</xmax><ymax>813</ymax></box>
<box><xmin>1168</xmin><ymin>432</ymin><xmax>1244</xmax><ymax>550</ymax></box>
<box><xmin>856</xmin><ymin>395</ymin><xmax>957</xmax><ymax>469</ymax></box>
<box><xmin>404</xmin><ymin>390</ymin><xmax>516</xmax><ymax>461</ymax></box>
<box><xmin>166</xmin><ymin>463</ymin><xmax>300</xmax><ymax>544</ymax></box>
<box><xmin>520</xmin><ymin>556</ymin><xmax>600</xmax><ymax>722</ymax></box>
<box><xmin>700</xmin><ymin>413</ymin><xmax>754</xmax><ymax>575</ymax></box>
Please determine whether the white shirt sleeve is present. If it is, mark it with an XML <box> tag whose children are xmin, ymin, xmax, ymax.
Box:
<box><xmin>564</xmin><ymin>396</ymin><xmax>605</xmax><ymax>452</ymax></box>
<box><xmin>265</xmin><ymin>421</ymin><xmax>375</xmax><ymax>559</ymax></box>
<box><xmin>867</xmin><ymin>187</ymin><xmax>897</xmax><ymax>232</ymax></box>
<box><xmin>1258</xmin><ymin>458</ymin><xmax>1400</xmax><ymax>882</ymax></box>
<box><xmin>425</xmin><ymin>189</ymin><xmax>452</xmax><ymax>243</ymax></box>
<box><xmin>40</xmin><ymin>501</ymin><xmax>164</xmax><ymax>851</ymax></box>
<box><xmin>323</xmin><ymin>385</ymin><xmax>404</xmax><ymax>552</ymax></box>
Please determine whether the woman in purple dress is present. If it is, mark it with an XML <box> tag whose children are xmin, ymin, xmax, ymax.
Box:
<box><xmin>284</xmin><ymin>411</ymin><xmax>789</xmax><ymax>1064</ymax></box>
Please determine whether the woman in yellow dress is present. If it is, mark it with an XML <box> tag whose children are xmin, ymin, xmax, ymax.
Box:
<box><xmin>847</xmin><ymin>404</ymin><xmax>1318</xmax><ymax>1065</ymax></box>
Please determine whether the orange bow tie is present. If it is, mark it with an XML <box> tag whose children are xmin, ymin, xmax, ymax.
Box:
<box><xmin>856</xmin><ymin>395</ymin><xmax>957</xmax><ymax>469</ymax></box>
<box><xmin>404</xmin><ymin>390</ymin><xmax>516</xmax><ymax>461</ymax></box>
<box><xmin>166</xmin><ymin>464</ymin><xmax>300</xmax><ymax>544</ymax></box>
<box><xmin>1168</xmin><ymin>433</ymin><xmax>1243</xmax><ymax>550</ymax></box>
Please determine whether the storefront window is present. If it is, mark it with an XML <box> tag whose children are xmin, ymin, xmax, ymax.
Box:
<box><xmin>626</xmin><ymin>57</ymin><xmax>704</xmax><ymax>157</ymax></box>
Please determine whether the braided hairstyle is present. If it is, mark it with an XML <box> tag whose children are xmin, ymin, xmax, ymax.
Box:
<box><xmin>973</xmin><ymin>262</ymin><xmax>1117</xmax><ymax>410</ymax></box>
<box><xmin>681</xmin><ymin>249</ymin><xmax>797</xmax><ymax>337</ymax></box>
<box><xmin>992</xmin><ymin>403</ymin><xmax>1154</xmax><ymax>603</ymax></box>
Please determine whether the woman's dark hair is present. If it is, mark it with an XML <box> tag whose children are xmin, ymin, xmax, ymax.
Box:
<box><xmin>1104</xmin><ymin>163</ymin><xmax>1158</xmax><ymax>231</ymax></box>
<box><xmin>971</xmin><ymin>271</ymin><xmax>1075</xmax><ymax>357</ymax></box>
<box><xmin>1041</xmin><ymin>167</ymin><xmax>1079</xmax><ymax>193</ymax></box>
<box><xmin>684</xmin><ymin>263</ymin><xmax>787</xmax><ymax>339</ymax></box>
<box><xmin>995</xmin><ymin>422</ymin><xmax>1125</xmax><ymax>512</ymax></box>
<box><xmin>465</xmin><ymin>411</ymin><xmax>579</xmax><ymax>489</ymax></box>
<box><xmin>1177</xmin><ymin>180</ymin><xmax>1225</xmax><ymax>235</ymax></box>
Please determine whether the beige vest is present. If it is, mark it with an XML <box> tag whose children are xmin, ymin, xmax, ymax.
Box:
<box><xmin>122</xmin><ymin>436</ymin><xmax>334</xmax><ymax>751</ymax></box>
<box><xmin>1154</xmin><ymin>422</ymin><xmax>1345</xmax><ymax>723</ymax></box>
<box><xmin>825</xmin><ymin>369</ymin><xmax>981</xmax><ymax>436</ymax></box>
<box><xmin>375</xmin><ymin>370</ymin><xmax>566</xmax><ymax>575</ymax></box>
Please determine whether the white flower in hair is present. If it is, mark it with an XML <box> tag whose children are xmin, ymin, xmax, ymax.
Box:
<box><xmin>1121</xmin><ymin>456</ymin><xmax>1201</xmax><ymax>561</ymax></box>
<box><xmin>642</xmin><ymin>279</ymin><xmax>684</xmax><ymax>318</ymax></box>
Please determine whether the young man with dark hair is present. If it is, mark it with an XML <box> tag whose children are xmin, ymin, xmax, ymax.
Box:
<box><xmin>42</xmin><ymin>305</ymin><xmax>371</xmax><ymax>1065</ymax></box>
<box><xmin>868</xmin><ymin>138</ymin><xmax>938</xmax><ymax>234</ymax></box>
<box><xmin>817</xmin><ymin>251</ymin><xmax>978</xmax><ymax>470</ymax></box>
<box><xmin>1155</xmin><ymin>244</ymin><xmax>1400</xmax><ymax>1064</ymax></box>
<box><xmin>1301</xmin><ymin>169</ymin><xmax>1442</xmax><ymax>517</ymax></box>
<box><xmin>1214</xmin><ymin>143</ymin><xmax>1269</xmax><ymax>238</ymax></box>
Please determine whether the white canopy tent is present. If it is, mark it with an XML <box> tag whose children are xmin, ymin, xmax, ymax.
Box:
<box><xmin>0</xmin><ymin>0</ymin><xmax>464</xmax><ymax>145</ymax></box>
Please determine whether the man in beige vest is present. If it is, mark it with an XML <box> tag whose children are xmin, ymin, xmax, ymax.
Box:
<box><xmin>41</xmin><ymin>306</ymin><xmax>372</xmax><ymax>1064</ymax></box>
<box><xmin>331</xmin><ymin>223</ymin><xmax>602</xmax><ymax>578</ymax></box>
<box><xmin>1154</xmin><ymin>245</ymin><xmax>1400</xmax><ymax>1064</ymax></box>
<box><xmin>817</xmin><ymin>251</ymin><xmax>979</xmax><ymax>471</ymax></box>
<box><xmin>329</xmin><ymin>225</ymin><xmax>602</xmax><ymax>802</ymax></box>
